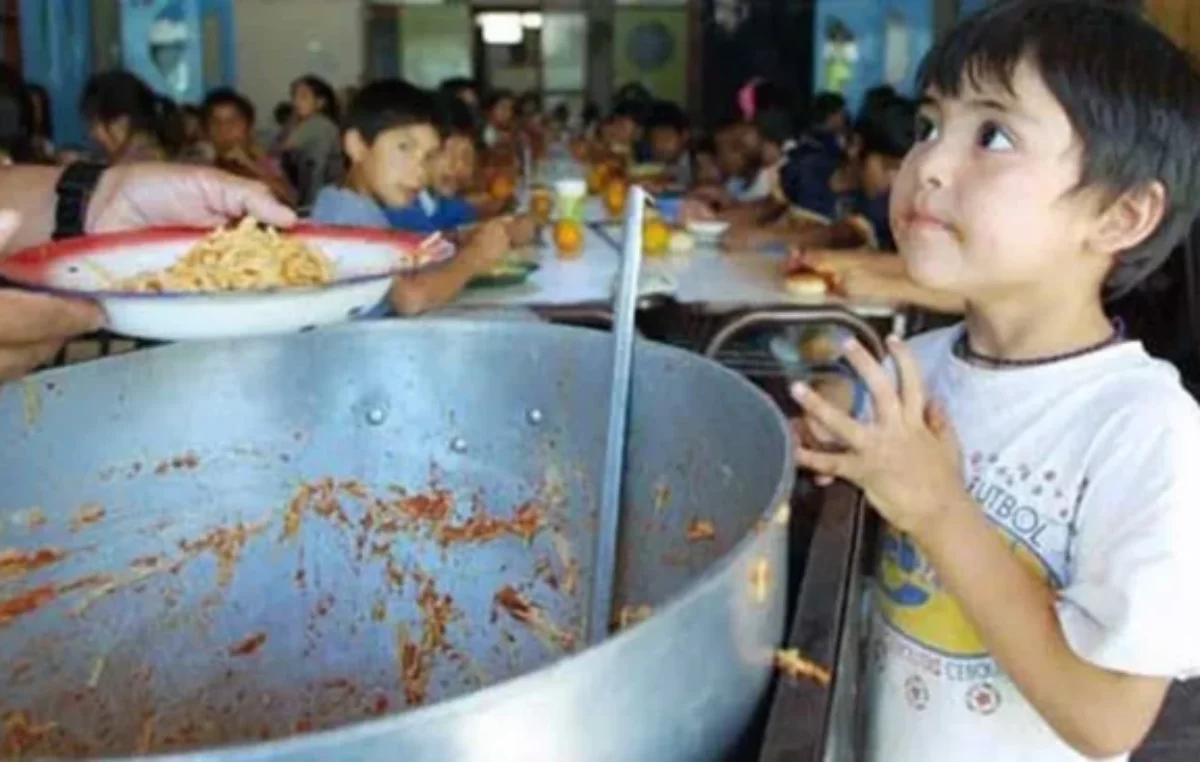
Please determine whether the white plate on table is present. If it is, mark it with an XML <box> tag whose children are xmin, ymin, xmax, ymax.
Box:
<box><xmin>685</xmin><ymin>220</ymin><xmax>731</xmax><ymax>244</ymax></box>
<box><xmin>0</xmin><ymin>225</ymin><xmax>455</xmax><ymax>342</ymax></box>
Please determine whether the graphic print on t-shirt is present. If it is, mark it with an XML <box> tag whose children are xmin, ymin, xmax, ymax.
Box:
<box><xmin>874</xmin><ymin>450</ymin><xmax>1075</xmax><ymax>670</ymax></box>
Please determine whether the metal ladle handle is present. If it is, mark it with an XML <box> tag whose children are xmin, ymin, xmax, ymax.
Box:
<box><xmin>587</xmin><ymin>185</ymin><xmax>648</xmax><ymax>645</ymax></box>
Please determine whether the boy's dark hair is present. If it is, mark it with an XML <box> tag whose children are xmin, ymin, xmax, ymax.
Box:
<box><xmin>81</xmin><ymin>70</ymin><xmax>184</xmax><ymax>156</ymax></box>
<box><xmin>440</xmin><ymin>77</ymin><xmax>477</xmax><ymax>98</ymax></box>
<box><xmin>919</xmin><ymin>0</ymin><xmax>1200</xmax><ymax>296</ymax></box>
<box><xmin>202</xmin><ymin>87</ymin><xmax>256</xmax><ymax>125</ymax></box>
<box><xmin>483</xmin><ymin>89</ymin><xmax>515</xmax><ymax>114</ymax></box>
<box><xmin>609</xmin><ymin>98</ymin><xmax>647</xmax><ymax>126</ymax></box>
<box><xmin>290</xmin><ymin>74</ymin><xmax>340</xmax><ymax>123</ymax></box>
<box><xmin>344</xmin><ymin>79</ymin><xmax>440</xmax><ymax>144</ymax></box>
<box><xmin>437</xmin><ymin>93</ymin><xmax>479</xmax><ymax>139</ymax></box>
<box><xmin>647</xmin><ymin>100</ymin><xmax>689</xmax><ymax>134</ymax></box>
<box><xmin>855</xmin><ymin>95</ymin><xmax>916</xmax><ymax>160</ymax></box>
<box><xmin>273</xmin><ymin>101</ymin><xmax>293</xmax><ymax>127</ymax></box>
<box><xmin>861</xmin><ymin>85</ymin><xmax>897</xmax><ymax>121</ymax></box>
<box><xmin>809</xmin><ymin>91</ymin><xmax>847</xmax><ymax>128</ymax></box>
<box><xmin>754</xmin><ymin>105</ymin><xmax>797</xmax><ymax>148</ymax></box>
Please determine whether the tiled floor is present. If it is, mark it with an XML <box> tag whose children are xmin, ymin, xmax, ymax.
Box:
<box><xmin>1136</xmin><ymin>680</ymin><xmax>1200</xmax><ymax>761</ymax></box>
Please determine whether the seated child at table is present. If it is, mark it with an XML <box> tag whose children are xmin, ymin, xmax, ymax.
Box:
<box><xmin>391</xmin><ymin>96</ymin><xmax>537</xmax><ymax>245</ymax></box>
<box><xmin>310</xmin><ymin>79</ymin><xmax>510</xmax><ymax>316</ymax></box>
<box><xmin>799</xmin><ymin>90</ymin><xmax>849</xmax><ymax>158</ymax></box>
<box><xmin>482</xmin><ymin>89</ymin><xmax>517</xmax><ymax>149</ymax></box>
<box><xmin>685</xmin><ymin>108</ymin><xmax>798</xmax><ymax>230</ymax></box>
<box><xmin>781</xmin><ymin>94</ymin><xmax>916</xmax><ymax>250</ymax></box>
<box><xmin>722</xmin><ymin>95</ymin><xmax>915</xmax><ymax>252</ymax></box>
<box><xmin>646</xmin><ymin>100</ymin><xmax>692</xmax><ymax>186</ymax></box>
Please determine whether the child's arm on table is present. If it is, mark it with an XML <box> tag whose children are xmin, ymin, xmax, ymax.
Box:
<box><xmin>389</xmin><ymin>218</ymin><xmax>509</xmax><ymax>316</ymax></box>
<box><xmin>793</xmin><ymin>338</ymin><xmax>1172</xmax><ymax>759</ymax></box>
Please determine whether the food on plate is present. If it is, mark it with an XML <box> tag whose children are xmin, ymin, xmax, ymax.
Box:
<box><xmin>784</xmin><ymin>272</ymin><xmax>829</xmax><ymax>298</ymax></box>
<box><xmin>643</xmin><ymin>219</ymin><xmax>673</xmax><ymax>257</ymax></box>
<box><xmin>120</xmin><ymin>218</ymin><xmax>335</xmax><ymax>294</ymax></box>
<box><xmin>775</xmin><ymin>648</ymin><xmax>832</xmax><ymax>687</ymax></box>
<box><xmin>553</xmin><ymin>218</ymin><xmax>585</xmax><ymax>259</ymax></box>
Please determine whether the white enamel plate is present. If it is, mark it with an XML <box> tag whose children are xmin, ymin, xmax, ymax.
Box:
<box><xmin>0</xmin><ymin>225</ymin><xmax>456</xmax><ymax>342</ymax></box>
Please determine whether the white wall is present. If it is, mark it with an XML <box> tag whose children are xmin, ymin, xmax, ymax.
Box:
<box><xmin>234</xmin><ymin>0</ymin><xmax>365</xmax><ymax>122</ymax></box>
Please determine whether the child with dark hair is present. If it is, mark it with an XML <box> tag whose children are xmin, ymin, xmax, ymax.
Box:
<box><xmin>440</xmin><ymin>77</ymin><xmax>480</xmax><ymax>110</ymax></box>
<box><xmin>482</xmin><ymin>89</ymin><xmax>517</xmax><ymax>148</ymax></box>
<box><xmin>804</xmin><ymin>90</ymin><xmax>849</xmax><ymax>156</ymax></box>
<box><xmin>792</xmin><ymin>2</ymin><xmax>1200</xmax><ymax>760</ymax></box>
<box><xmin>646</xmin><ymin>100</ymin><xmax>691</xmax><ymax>184</ymax></box>
<box><xmin>773</xmin><ymin>95</ymin><xmax>917</xmax><ymax>250</ymax></box>
<box><xmin>310</xmin><ymin>79</ymin><xmax>509</xmax><ymax>316</ymax></box>
<box><xmin>203</xmin><ymin>87</ymin><xmax>294</xmax><ymax>204</ymax></box>
<box><xmin>81</xmin><ymin>70</ymin><xmax>183</xmax><ymax>163</ymax></box>
<box><xmin>24</xmin><ymin>83</ymin><xmax>53</xmax><ymax>162</ymax></box>
<box><xmin>389</xmin><ymin>95</ymin><xmax>536</xmax><ymax>245</ymax></box>
<box><xmin>285</xmin><ymin>74</ymin><xmax>344</xmax><ymax>207</ymax></box>
<box><xmin>179</xmin><ymin>103</ymin><xmax>212</xmax><ymax>162</ymax></box>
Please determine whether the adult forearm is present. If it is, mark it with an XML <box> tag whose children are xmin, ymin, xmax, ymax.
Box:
<box><xmin>0</xmin><ymin>165</ymin><xmax>64</xmax><ymax>252</ymax></box>
<box><xmin>918</xmin><ymin>495</ymin><xmax>1167</xmax><ymax>757</ymax></box>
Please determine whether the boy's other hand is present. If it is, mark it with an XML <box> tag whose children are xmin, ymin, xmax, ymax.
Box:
<box><xmin>464</xmin><ymin>218</ymin><xmax>510</xmax><ymax>274</ymax></box>
<box><xmin>506</xmin><ymin>215</ymin><xmax>537</xmax><ymax>246</ymax></box>
<box><xmin>791</xmin><ymin>336</ymin><xmax>964</xmax><ymax>536</ymax></box>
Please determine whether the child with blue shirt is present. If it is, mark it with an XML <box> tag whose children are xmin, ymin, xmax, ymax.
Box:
<box><xmin>310</xmin><ymin>79</ymin><xmax>509</xmax><ymax>315</ymax></box>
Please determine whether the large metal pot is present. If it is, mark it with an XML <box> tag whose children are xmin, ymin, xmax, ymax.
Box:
<box><xmin>0</xmin><ymin>321</ymin><xmax>793</xmax><ymax>761</ymax></box>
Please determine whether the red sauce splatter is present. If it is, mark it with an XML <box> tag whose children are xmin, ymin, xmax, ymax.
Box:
<box><xmin>0</xmin><ymin>585</ymin><xmax>57</xmax><ymax>628</ymax></box>
<box><xmin>229</xmin><ymin>632</ymin><xmax>267</xmax><ymax>657</ymax></box>
<box><xmin>0</xmin><ymin>548</ymin><xmax>66</xmax><ymax>581</ymax></box>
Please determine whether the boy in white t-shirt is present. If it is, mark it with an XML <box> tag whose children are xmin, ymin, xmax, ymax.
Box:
<box><xmin>791</xmin><ymin>2</ymin><xmax>1200</xmax><ymax>760</ymax></box>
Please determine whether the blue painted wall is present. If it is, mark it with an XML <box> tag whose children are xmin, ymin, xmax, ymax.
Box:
<box><xmin>813</xmin><ymin>0</ymin><xmax>936</xmax><ymax>112</ymax></box>
<box><xmin>20</xmin><ymin>0</ymin><xmax>92</xmax><ymax>146</ymax></box>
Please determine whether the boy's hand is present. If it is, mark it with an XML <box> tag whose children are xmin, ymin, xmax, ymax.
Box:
<box><xmin>463</xmin><ymin>218</ymin><xmax>510</xmax><ymax>274</ymax></box>
<box><xmin>791</xmin><ymin>336</ymin><xmax>963</xmax><ymax>536</ymax></box>
<box><xmin>506</xmin><ymin>215</ymin><xmax>537</xmax><ymax>246</ymax></box>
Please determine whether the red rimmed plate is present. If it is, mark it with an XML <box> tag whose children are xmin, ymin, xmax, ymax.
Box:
<box><xmin>0</xmin><ymin>225</ymin><xmax>456</xmax><ymax>341</ymax></box>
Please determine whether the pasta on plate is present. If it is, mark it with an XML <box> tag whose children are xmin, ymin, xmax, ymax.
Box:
<box><xmin>120</xmin><ymin>218</ymin><xmax>335</xmax><ymax>294</ymax></box>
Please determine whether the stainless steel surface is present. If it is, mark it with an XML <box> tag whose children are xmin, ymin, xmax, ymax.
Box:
<box><xmin>590</xmin><ymin>185</ymin><xmax>647</xmax><ymax>645</ymax></box>
<box><xmin>0</xmin><ymin>320</ymin><xmax>793</xmax><ymax>761</ymax></box>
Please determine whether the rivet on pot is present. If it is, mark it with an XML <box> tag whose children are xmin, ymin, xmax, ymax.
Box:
<box><xmin>450</xmin><ymin>437</ymin><xmax>468</xmax><ymax>454</ymax></box>
<box><xmin>527</xmin><ymin>409</ymin><xmax>544</xmax><ymax>425</ymax></box>
<box><xmin>366</xmin><ymin>408</ymin><xmax>387</xmax><ymax>426</ymax></box>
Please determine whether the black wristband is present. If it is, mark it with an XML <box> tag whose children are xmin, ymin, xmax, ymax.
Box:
<box><xmin>53</xmin><ymin>162</ymin><xmax>108</xmax><ymax>240</ymax></box>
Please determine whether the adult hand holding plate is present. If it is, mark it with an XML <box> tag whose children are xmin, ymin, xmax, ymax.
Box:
<box><xmin>0</xmin><ymin>211</ymin><xmax>104</xmax><ymax>383</ymax></box>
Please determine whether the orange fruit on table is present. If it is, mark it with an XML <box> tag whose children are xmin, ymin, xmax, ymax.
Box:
<box><xmin>489</xmin><ymin>173</ymin><xmax>516</xmax><ymax>202</ymax></box>
<box><xmin>586</xmin><ymin>164</ymin><xmax>610</xmax><ymax>196</ymax></box>
<box><xmin>553</xmin><ymin>219</ymin><xmax>585</xmax><ymax>259</ymax></box>
<box><xmin>603</xmin><ymin>179</ymin><xmax>628</xmax><ymax>218</ymax></box>
<box><xmin>643</xmin><ymin>219</ymin><xmax>672</xmax><ymax>258</ymax></box>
